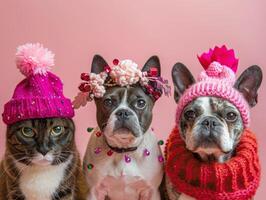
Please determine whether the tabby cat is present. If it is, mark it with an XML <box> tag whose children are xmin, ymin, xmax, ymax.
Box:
<box><xmin>0</xmin><ymin>118</ymin><xmax>88</xmax><ymax>200</ymax></box>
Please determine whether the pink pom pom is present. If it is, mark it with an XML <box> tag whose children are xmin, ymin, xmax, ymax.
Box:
<box><xmin>197</xmin><ymin>45</ymin><xmax>239</xmax><ymax>73</ymax></box>
<box><xmin>16</xmin><ymin>43</ymin><xmax>55</xmax><ymax>76</ymax></box>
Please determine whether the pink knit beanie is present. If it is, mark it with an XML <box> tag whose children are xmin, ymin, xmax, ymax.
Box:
<box><xmin>176</xmin><ymin>45</ymin><xmax>250</xmax><ymax>127</ymax></box>
<box><xmin>2</xmin><ymin>43</ymin><xmax>74</xmax><ymax>125</ymax></box>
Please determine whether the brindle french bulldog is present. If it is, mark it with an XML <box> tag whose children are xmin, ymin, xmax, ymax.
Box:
<box><xmin>166</xmin><ymin>63</ymin><xmax>262</xmax><ymax>200</ymax></box>
<box><xmin>83</xmin><ymin>55</ymin><xmax>164</xmax><ymax>200</ymax></box>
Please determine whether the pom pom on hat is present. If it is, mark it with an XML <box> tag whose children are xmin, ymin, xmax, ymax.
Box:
<box><xmin>16</xmin><ymin>43</ymin><xmax>55</xmax><ymax>77</ymax></box>
<box><xmin>2</xmin><ymin>43</ymin><xmax>74</xmax><ymax>125</ymax></box>
<box><xmin>197</xmin><ymin>45</ymin><xmax>239</xmax><ymax>73</ymax></box>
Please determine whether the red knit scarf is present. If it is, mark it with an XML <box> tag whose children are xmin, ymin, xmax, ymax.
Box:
<box><xmin>165</xmin><ymin>127</ymin><xmax>260</xmax><ymax>200</ymax></box>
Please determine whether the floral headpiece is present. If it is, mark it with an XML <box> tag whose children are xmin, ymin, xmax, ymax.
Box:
<box><xmin>73</xmin><ymin>58</ymin><xmax>170</xmax><ymax>109</ymax></box>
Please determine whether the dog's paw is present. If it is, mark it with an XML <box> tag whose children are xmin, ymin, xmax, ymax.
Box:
<box><xmin>139</xmin><ymin>187</ymin><xmax>153</xmax><ymax>200</ymax></box>
<box><xmin>94</xmin><ymin>184</ymin><xmax>108</xmax><ymax>200</ymax></box>
<box><xmin>165</xmin><ymin>175</ymin><xmax>181</xmax><ymax>200</ymax></box>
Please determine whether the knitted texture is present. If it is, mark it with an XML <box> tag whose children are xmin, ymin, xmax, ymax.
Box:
<box><xmin>165</xmin><ymin>127</ymin><xmax>260</xmax><ymax>200</ymax></box>
<box><xmin>175</xmin><ymin>45</ymin><xmax>250</xmax><ymax>127</ymax></box>
<box><xmin>2</xmin><ymin>43</ymin><xmax>74</xmax><ymax>125</ymax></box>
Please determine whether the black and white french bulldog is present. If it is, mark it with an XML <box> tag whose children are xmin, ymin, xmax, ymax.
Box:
<box><xmin>83</xmin><ymin>55</ymin><xmax>164</xmax><ymax>200</ymax></box>
<box><xmin>166</xmin><ymin>63</ymin><xmax>262</xmax><ymax>200</ymax></box>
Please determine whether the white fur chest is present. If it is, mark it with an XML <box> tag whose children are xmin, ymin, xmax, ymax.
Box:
<box><xmin>17</xmin><ymin>156</ymin><xmax>71</xmax><ymax>200</ymax></box>
<box><xmin>95</xmin><ymin>159</ymin><xmax>154</xmax><ymax>200</ymax></box>
<box><xmin>84</xmin><ymin>129</ymin><xmax>163</xmax><ymax>200</ymax></box>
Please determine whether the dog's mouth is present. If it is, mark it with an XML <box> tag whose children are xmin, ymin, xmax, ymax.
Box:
<box><xmin>113</xmin><ymin>122</ymin><xmax>141</xmax><ymax>137</ymax></box>
<box><xmin>189</xmin><ymin>136</ymin><xmax>230</xmax><ymax>162</ymax></box>
<box><xmin>112</xmin><ymin>128</ymin><xmax>136</xmax><ymax>144</ymax></box>
<box><xmin>113</xmin><ymin>127</ymin><xmax>132</xmax><ymax>134</ymax></box>
<box><xmin>197</xmin><ymin>137</ymin><xmax>221</xmax><ymax>149</ymax></box>
<box><xmin>192</xmin><ymin>145</ymin><xmax>232</xmax><ymax>163</ymax></box>
<box><xmin>103</xmin><ymin>127</ymin><xmax>143</xmax><ymax>149</ymax></box>
<box><xmin>193</xmin><ymin>153</ymin><xmax>217</xmax><ymax>162</ymax></box>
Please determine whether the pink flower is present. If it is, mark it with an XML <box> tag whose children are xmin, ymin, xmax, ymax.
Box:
<box><xmin>72</xmin><ymin>92</ymin><xmax>89</xmax><ymax>109</ymax></box>
<box><xmin>73</xmin><ymin>58</ymin><xmax>168</xmax><ymax>107</ymax></box>
<box><xmin>109</xmin><ymin>59</ymin><xmax>142</xmax><ymax>86</ymax></box>
<box><xmin>197</xmin><ymin>45</ymin><xmax>238</xmax><ymax>73</ymax></box>
<box><xmin>93</xmin><ymin>85</ymin><xmax>106</xmax><ymax>98</ymax></box>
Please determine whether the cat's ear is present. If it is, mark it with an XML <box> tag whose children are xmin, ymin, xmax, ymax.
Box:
<box><xmin>234</xmin><ymin>65</ymin><xmax>263</xmax><ymax>107</ymax></box>
<box><xmin>91</xmin><ymin>55</ymin><xmax>108</xmax><ymax>74</ymax></box>
<box><xmin>172</xmin><ymin>62</ymin><xmax>195</xmax><ymax>103</ymax></box>
<box><xmin>142</xmin><ymin>56</ymin><xmax>161</xmax><ymax>77</ymax></box>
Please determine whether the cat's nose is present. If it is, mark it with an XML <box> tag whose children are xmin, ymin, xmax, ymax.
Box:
<box><xmin>37</xmin><ymin>145</ymin><xmax>50</xmax><ymax>156</ymax></box>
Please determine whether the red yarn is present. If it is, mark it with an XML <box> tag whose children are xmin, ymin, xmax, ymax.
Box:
<box><xmin>165</xmin><ymin>128</ymin><xmax>260</xmax><ymax>200</ymax></box>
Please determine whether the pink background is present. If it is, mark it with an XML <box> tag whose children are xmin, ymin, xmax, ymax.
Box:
<box><xmin>0</xmin><ymin>0</ymin><xmax>265</xmax><ymax>198</ymax></box>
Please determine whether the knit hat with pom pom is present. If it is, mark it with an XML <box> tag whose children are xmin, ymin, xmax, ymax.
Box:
<box><xmin>175</xmin><ymin>45</ymin><xmax>250</xmax><ymax>127</ymax></box>
<box><xmin>2</xmin><ymin>43</ymin><xmax>74</xmax><ymax>125</ymax></box>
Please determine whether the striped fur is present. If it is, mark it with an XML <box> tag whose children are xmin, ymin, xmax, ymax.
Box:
<box><xmin>0</xmin><ymin>118</ymin><xmax>88</xmax><ymax>200</ymax></box>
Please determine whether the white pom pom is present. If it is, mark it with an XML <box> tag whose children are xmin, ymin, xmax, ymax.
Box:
<box><xmin>16</xmin><ymin>43</ymin><xmax>55</xmax><ymax>76</ymax></box>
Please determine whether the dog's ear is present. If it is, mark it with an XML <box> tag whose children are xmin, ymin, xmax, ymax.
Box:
<box><xmin>172</xmin><ymin>62</ymin><xmax>195</xmax><ymax>103</ymax></box>
<box><xmin>142</xmin><ymin>56</ymin><xmax>161</xmax><ymax>77</ymax></box>
<box><xmin>234</xmin><ymin>65</ymin><xmax>263</xmax><ymax>107</ymax></box>
<box><xmin>91</xmin><ymin>54</ymin><xmax>108</xmax><ymax>74</ymax></box>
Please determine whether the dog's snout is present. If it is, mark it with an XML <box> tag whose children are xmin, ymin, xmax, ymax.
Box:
<box><xmin>201</xmin><ymin>117</ymin><xmax>219</xmax><ymax>129</ymax></box>
<box><xmin>116</xmin><ymin>109</ymin><xmax>133</xmax><ymax>121</ymax></box>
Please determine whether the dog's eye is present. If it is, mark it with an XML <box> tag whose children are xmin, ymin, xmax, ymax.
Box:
<box><xmin>51</xmin><ymin>126</ymin><xmax>64</xmax><ymax>136</ymax></box>
<box><xmin>135</xmin><ymin>99</ymin><xmax>146</xmax><ymax>109</ymax></box>
<box><xmin>21</xmin><ymin>127</ymin><xmax>35</xmax><ymax>138</ymax></box>
<box><xmin>226</xmin><ymin>112</ymin><xmax>237</xmax><ymax>122</ymax></box>
<box><xmin>103</xmin><ymin>98</ymin><xmax>113</xmax><ymax>107</ymax></box>
<box><xmin>184</xmin><ymin>110</ymin><xmax>196</xmax><ymax>120</ymax></box>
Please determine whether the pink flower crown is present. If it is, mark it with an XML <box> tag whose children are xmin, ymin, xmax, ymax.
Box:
<box><xmin>73</xmin><ymin>58</ymin><xmax>171</xmax><ymax>109</ymax></box>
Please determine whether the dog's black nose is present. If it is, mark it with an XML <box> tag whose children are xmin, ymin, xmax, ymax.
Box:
<box><xmin>201</xmin><ymin>117</ymin><xmax>219</xmax><ymax>129</ymax></box>
<box><xmin>116</xmin><ymin>109</ymin><xmax>133</xmax><ymax>121</ymax></box>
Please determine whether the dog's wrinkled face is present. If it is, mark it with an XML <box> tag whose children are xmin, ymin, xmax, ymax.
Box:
<box><xmin>91</xmin><ymin>55</ymin><xmax>161</xmax><ymax>148</ymax></box>
<box><xmin>95</xmin><ymin>86</ymin><xmax>154</xmax><ymax>148</ymax></box>
<box><xmin>180</xmin><ymin>96</ymin><xmax>243</xmax><ymax>162</ymax></box>
<box><xmin>172</xmin><ymin>63</ymin><xmax>262</xmax><ymax>162</ymax></box>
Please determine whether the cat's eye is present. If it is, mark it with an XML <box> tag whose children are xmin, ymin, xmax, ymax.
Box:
<box><xmin>51</xmin><ymin>126</ymin><xmax>64</xmax><ymax>136</ymax></box>
<box><xmin>21</xmin><ymin>127</ymin><xmax>35</xmax><ymax>138</ymax></box>
<box><xmin>135</xmin><ymin>99</ymin><xmax>146</xmax><ymax>109</ymax></box>
<box><xmin>103</xmin><ymin>98</ymin><xmax>113</xmax><ymax>107</ymax></box>
<box><xmin>226</xmin><ymin>112</ymin><xmax>237</xmax><ymax>122</ymax></box>
<box><xmin>184</xmin><ymin>110</ymin><xmax>196</xmax><ymax>121</ymax></box>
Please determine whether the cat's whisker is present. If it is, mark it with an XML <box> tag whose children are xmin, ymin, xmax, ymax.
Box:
<box><xmin>0</xmin><ymin>157</ymin><xmax>30</xmax><ymax>181</ymax></box>
<box><xmin>1</xmin><ymin>117</ymin><xmax>86</xmax><ymax>198</ymax></box>
<box><xmin>0</xmin><ymin>155</ymin><xmax>29</xmax><ymax>178</ymax></box>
